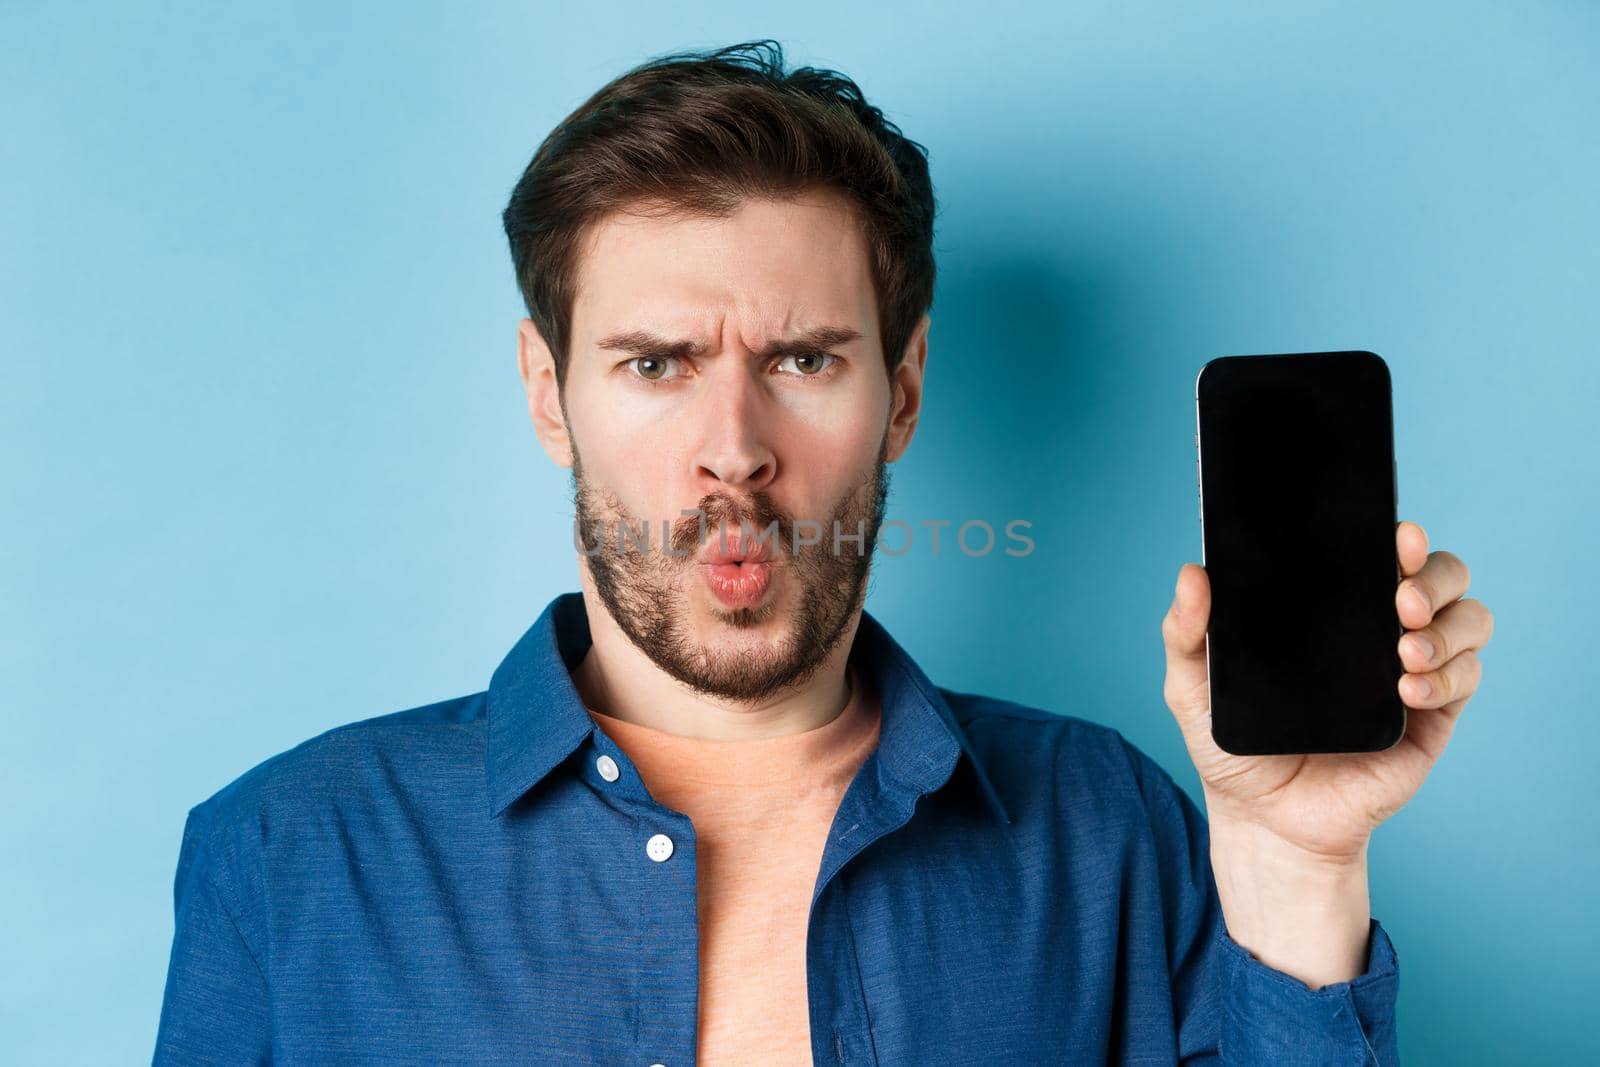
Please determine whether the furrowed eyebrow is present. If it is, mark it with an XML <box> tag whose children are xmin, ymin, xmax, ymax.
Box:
<box><xmin>595</xmin><ymin>325</ymin><xmax>862</xmax><ymax>361</ymax></box>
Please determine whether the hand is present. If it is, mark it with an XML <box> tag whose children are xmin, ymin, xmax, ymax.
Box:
<box><xmin>1161</xmin><ymin>520</ymin><xmax>1494</xmax><ymax>860</ymax></box>
<box><xmin>1160</xmin><ymin>520</ymin><xmax>1494</xmax><ymax>986</ymax></box>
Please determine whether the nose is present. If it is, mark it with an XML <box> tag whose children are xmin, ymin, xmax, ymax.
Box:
<box><xmin>692</xmin><ymin>362</ymin><xmax>778</xmax><ymax>494</ymax></box>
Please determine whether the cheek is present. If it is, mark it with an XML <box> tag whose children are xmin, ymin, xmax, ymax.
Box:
<box><xmin>773</xmin><ymin>401</ymin><xmax>885</xmax><ymax>508</ymax></box>
<box><xmin>569</xmin><ymin>396</ymin><xmax>689</xmax><ymax>514</ymax></box>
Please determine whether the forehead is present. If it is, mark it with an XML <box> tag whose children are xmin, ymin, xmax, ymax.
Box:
<box><xmin>568</xmin><ymin>187</ymin><xmax>879</xmax><ymax>346</ymax></box>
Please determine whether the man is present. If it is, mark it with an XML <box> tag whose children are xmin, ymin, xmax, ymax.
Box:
<box><xmin>154</xmin><ymin>40</ymin><xmax>1493</xmax><ymax>1065</ymax></box>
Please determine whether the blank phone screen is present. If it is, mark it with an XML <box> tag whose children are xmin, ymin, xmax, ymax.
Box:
<box><xmin>1196</xmin><ymin>351</ymin><xmax>1406</xmax><ymax>755</ymax></box>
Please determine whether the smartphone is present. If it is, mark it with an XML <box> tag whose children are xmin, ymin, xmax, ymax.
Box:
<box><xmin>1195</xmin><ymin>350</ymin><xmax>1406</xmax><ymax>755</ymax></box>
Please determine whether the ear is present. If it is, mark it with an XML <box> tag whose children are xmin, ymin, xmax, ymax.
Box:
<box><xmin>517</xmin><ymin>318</ymin><xmax>574</xmax><ymax>468</ymax></box>
<box><xmin>885</xmin><ymin>312</ymin><xmax>930</xmax><ymax>463</ymax></box>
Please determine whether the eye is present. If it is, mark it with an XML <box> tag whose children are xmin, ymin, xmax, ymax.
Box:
<box><xmin>776</xmin><ymin>351</ymin><xmax>837</xmax><ymax>377</ymax></box>
<box><xmin>627</xmin><ymin>355</ymin><xmax>682</xmax><ymax>382</ymax></box>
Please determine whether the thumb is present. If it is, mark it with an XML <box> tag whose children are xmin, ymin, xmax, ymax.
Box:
<box><xmin>1161</xmin><ymin>563</ymin><xmax>1212</xmax><ymax>728</ymax></box>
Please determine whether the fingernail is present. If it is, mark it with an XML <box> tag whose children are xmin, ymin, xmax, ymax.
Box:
<box><xmin>1411</xmin><ymin>634</ymin><xmax>1435</xmax><ymax>664</ymax></box>
<box><xmin>1413</xmin><ymin>677</ymin><xmax>1433</xmax><ymax>700</ymax></box>
<box><xmin>1409</xmin><ymin>586</ymin><xmax>1430</xmax><ymax>616</ymax></box>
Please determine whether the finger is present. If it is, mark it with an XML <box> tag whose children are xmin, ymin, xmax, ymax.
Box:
<box><xmin>1397</xmin><ymin>521</ymin><xmax>1429</xmax><ymax>578</ymax></box>
<box><xmin>1397</xmin><ymin>549</ymin><xmax>1471</xmax><ymax>630</ymax></box>
<box><xmin>1399</xmin><ymin>647</ymin><xmax>1483</xmax><ymax>710</ymax></box>
<box><xmin>1398</xmin><ymin>597</ymin><xmax>1496</xmax><ymax>674</ymax></box>
<box><xmin>1161</xmin><ymin>563</ymin><xmax>1212</xmax><ymax>728</ymax></box>
<box><xmin>1398</xmin><ymin>693</ymin><xmax>1471</xmax><ymax>763</ymax></box>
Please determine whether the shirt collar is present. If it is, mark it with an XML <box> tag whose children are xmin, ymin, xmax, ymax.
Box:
<box><xmin>485</xmin><ymin>591</ymin><xmax>1011</xmax><ymax>826</ymax></box>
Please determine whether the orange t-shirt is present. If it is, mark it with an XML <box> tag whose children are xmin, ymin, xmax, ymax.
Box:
<box><xmin>585</xmin><ymin>663</ymin><xmax>882</xmax><ymax>1066</ymax></box>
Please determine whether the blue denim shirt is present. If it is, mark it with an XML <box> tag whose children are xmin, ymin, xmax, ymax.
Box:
<box><xmin>154</xmin><ymin>591</ymin><xmax>1400</xmax><ymax>1065</ymax></box>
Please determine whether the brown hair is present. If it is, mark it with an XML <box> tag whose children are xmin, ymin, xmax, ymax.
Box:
<box><xmin>501</xmin><ymin>39</ymin><xmax>937</xmax><ymax>390</ymax></box>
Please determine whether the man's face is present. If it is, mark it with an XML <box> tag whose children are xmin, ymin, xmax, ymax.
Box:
<box><xmin>535</xmin><ymin>187</ymin><xmax>924</xmax><ymax>703</ymax></box>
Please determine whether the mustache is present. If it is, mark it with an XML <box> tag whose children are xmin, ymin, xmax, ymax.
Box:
<box><xmin>668</xmin><ymin>491</ymin><xmax>790</xmax><ymax>556</ymax></box>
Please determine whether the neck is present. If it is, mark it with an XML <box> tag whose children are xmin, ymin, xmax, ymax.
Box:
<box><xmin>571</xmin><ymin>568</ymin><xmax>859</xmax><ymax>741</ymax></box>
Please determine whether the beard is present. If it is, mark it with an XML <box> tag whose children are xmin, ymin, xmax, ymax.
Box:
<box><xmin>570</xmin><ymin>431</ymin><xmax>891</xmax><ymax>703</ymax></box>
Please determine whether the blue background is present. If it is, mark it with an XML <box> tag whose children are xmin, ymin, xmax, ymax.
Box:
<box><xmin>4</xmin><ymin>2</ymin><xmax>1594</xmax><ymax>1061</ymax></box>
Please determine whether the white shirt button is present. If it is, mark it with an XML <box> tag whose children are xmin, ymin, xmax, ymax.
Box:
<box><xmin>646</xmin><ymin>833</ymin><xmax>674</xmax><ymax>862</ymax></box>
<box><xmin>596</xmin><ymin>754</ymin><xmax>619</xmax><ymax>782</ymax></box>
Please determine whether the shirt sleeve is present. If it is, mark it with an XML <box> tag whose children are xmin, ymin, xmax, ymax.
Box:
<box><xmin>1138</xmin><ymin>748</ymin><xmax>1401</xmax><ymax>1066</ymax></box>
<box><xmin>152</xmin><ymin>803</ymin><xmax>272</xmax><ymax>1065</ymax></box>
